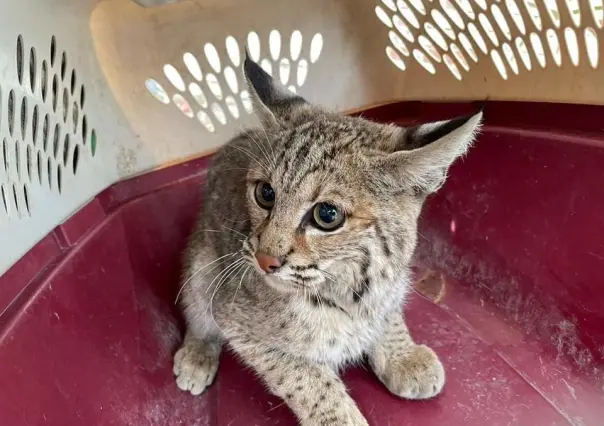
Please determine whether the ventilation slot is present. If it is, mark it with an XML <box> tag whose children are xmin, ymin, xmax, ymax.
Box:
<box><xmin>147</xmin><ymin>31</ymin><xmax>323</xmax><ymax>132</ymax></box>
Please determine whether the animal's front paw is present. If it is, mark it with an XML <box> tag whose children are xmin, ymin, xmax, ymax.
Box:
<box><xmin>374</xmin><ymin>344</ymin><xmax>445</xmax><ymax>400</ymax></box>
<box><xmin>173</xmin><ymin>340</ymin><xmax>219</xmax><ymax>396</ymax></box>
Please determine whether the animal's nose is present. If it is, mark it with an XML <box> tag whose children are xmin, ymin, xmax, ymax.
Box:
<box><xmin>254</xmin><ymin>252</ymin><xmax>282</xmax><ymax>273</ymax></box>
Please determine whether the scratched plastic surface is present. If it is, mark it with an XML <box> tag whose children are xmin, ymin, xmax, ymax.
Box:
<box><xmin>1</xmin><ymin>102</ymin><xmax>602</xmax><ymax>425</ymax></box>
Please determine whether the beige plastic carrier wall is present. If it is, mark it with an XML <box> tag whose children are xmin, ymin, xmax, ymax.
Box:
<box><xmin>0</xmin><ymin>0</ymin><xmax>603</xmax><ymax>276</ymax></box>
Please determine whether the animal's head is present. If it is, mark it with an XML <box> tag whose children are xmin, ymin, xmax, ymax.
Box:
<box><xmin>240</xmin><ymin>56</ymin><xmax>481</xmax><ymax>295</ymax></box>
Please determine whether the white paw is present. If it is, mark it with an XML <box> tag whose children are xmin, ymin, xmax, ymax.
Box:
<box><xmin>376</xmin><ymin>344</ymin><xmax>445</xmax><ymax>400</ymax></box>
<box><xmin>173</xmin><ymin>341</ymin><xmax>219</xmax><ymax>396</ymax></box>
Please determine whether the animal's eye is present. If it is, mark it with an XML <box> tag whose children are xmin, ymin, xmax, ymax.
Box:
<box><xmin>312</xmin><ymin>203</ymin><xmax>345</xmax><ymax>231</ymax></box>
<box><xmin>254</xmin><ymin>181</ymin><xmax>275</xmax><ymax>209</ymax></box>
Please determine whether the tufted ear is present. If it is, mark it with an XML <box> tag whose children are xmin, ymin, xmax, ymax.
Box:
<box><xmin>373</xmin><ymin>111</ymin><xmax>483</xmax><ymax>194</ymax></box>
<box><xmin>243</xmin><ymin>53</ymin><xmax>311</xmax><ymax>128</ymax></box>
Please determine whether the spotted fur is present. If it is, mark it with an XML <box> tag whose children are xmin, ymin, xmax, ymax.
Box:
<box><xmin>173</xmin><ymin>56</ymin><xmax>482</xmax><ymax>425</ymax></box>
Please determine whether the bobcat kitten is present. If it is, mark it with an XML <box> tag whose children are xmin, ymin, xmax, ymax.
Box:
<box><xmin>173</xmin><ymin>56</ymin><xmax>482</xmax><ymax>425</ymax></box>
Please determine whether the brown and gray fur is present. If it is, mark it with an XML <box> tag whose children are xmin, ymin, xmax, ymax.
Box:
<box><xmin>173</xmin><ymin>56</ymin><xmax>482</xmax><ymax>426</ymax></box>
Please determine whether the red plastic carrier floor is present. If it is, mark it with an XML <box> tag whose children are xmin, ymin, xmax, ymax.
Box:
<box><xmin>0</xmin><ymin>102</ymin><xmax>602</xmax><ymax>425</ymax></box>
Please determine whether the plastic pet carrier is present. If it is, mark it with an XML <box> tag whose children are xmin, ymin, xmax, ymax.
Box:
<box><xmin>0</xmin><ymin>0</ymin><xmax>602</xmax><ymax>424</ymax></box>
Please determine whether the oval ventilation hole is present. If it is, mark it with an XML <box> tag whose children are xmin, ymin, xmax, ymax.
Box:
<box><xmin>183</xmin><ymin>53</ymin><xmax>202</xmax><ymax>81</ymax></box>
<box><xmin>443</xmin><ymin>54</ymin><xmax>463</xmax><ymax>80</ymax></box>
<box><xmin>279</xmin><ymin>58</ymin><xmax>291</xmax><ymax>85</ymax></box>
<box><xmin>590</xmin><ymin>0</ymin><xmax>604</xmax><ymax>28</ymax></box>
<box><xmin>432</xmin><ymin>10</ymin><xmax>456</xmax><ymax>40</ymax></box>
<box><xmin>491</xmin><ymin>49</ymin><xmax>508</xmax><ymax>79</ymax></box>
<box><xmin>546</xmin><ymin>29</ymin><xmax>562</xmax><ymax>66</ymax></box>
<box><xmin>458</xmin><ymin>33</ymin><xmax>478</xmax><ymax>62</ymax></box>
<box><xmin>393</xmin><ymin>15</ymin><xmax>415</xmax><ymax>42</ymax></box>
<box><xmin>310</xmin><ymin>33</ymin><xmax>323</xmax><ymax>64</ymax></box>
<box><xmin>82</xmin><ymin>115</ymin><xmax>88</xmax><ymax>144</ymax></box>
<box><xmin>376</xmin><ymin>5</ymin><xmax>393</xmax><ymax>28</ymax></box>
<box><xmin>2</xmin><ymin>139</ymin><xmax>7</xmax><ymax>176</ymax></box>
<box><xmin>53</xmin><ymin>124</ymin><xmax>60</xmax><ymax>158</ymax></box>
<box><xmin>189</xmin><ymin>83</ymin><xmax>208</xmax><ymax>108</ymax></box>
<box><xmin>29</xmin><ymin>47</ymin><xmax>37</xmax><ymax>94</ymax></box>
<box><xmin>450</xmin><ymin>43</ymin><xmax>470</xmax><ymax>70</ymax></box>
<box><xmin>70</xmin><ymin>69</ymin><xmax>77</xmax><ymax>96</ymax></box>
<box><xmin>247</xmin><ymin>32</ymin><xmax>261</xmax><ymax>61</ymax></box>
<box><xmin>479</xmin><ymin>14</ymin><xmax>499</xmax><ymax>46</ymax></box>
<box><xmin>73</xmin><ymin>102</ymin><xmax>79</xmax><ymax>132</ymax></box>
<box><xmin>204</xmin><ymin>43</ymin><xmax>222</xmax><ymax>73</ymax></box>
<box><xmin>530</xmin><ymin>32</ymin><xmax>547</xmax><ymax>68</ymax></box>
<box><xmin>468</xmin><ymin>23</ymin><xmax>488</xmax><ymax>54</ymax></box>
<box><xmin>50</xmin><ymin>36</ymin><xmax>56</xmax><ymax>67</ymax></box>
<box><xmin>1</xmin><ymin>185</ymin><xmax>8</xmax><ymax>217</ymax></box>
<box><xmin>585</xmin><ymin>27</ymin><xmax>599</xmax><ymax>68</ymax></box>
<box><xmin>211</xmin><ymin>103</ymin><xmax>227</xmax><ymax>125</ymax></box>
<box><xmin>386</xmin><ymin>46</ymin><xmax>407</xmax><ymax>70</ymax></box>
<box><xmin>91</xmin><ymin>129</ymin><xmax>97</xmax><ymax>157</ymax></box>
<box><xmin>418</xmin><ymin>36</ymin><xmax>442</xmax><ymax>62</ymax></box>
<box><xmin>381</xmin><ymin>0</ymin><xmax>397</xmax><ymax>12</ymax></box>
<box><xmin>63</xmin><ymin>134</ymin><xmax>70</xmax><ymax>167</ymax></box>
<box><xmin>17</xmin><ymin>35</ymin><xmax>24</xmax><ymax>85</ymax></box>
<box><xmin>564</xmin><ymin>27</ymin><xmax>579</xmax><ymax>66</ymax></box>
<box><xmin>223</xmin><ymin>66</ymin><xmax>238</xmax><ymax>94</ymax></box>
<box><xmin>163</xmin><ymin>64</ymin><xmax>186</xmax><ymax>92</ymax></box>
<box><xmin>12</xmin><ymin>185</ymin><xmax>20</xmax><ymax>216</ymax></box>
<box><xmin>197</xmin><ymin>111</ymin><xmax>215</xmax><ymax>133</ymax></box>
<box><xmin>72</xmin><ymin>144</ymin><xmax>79</xmax><ymax>174</ymax></box>
<box><xmin>442</xmin><ymin>0</ymin><xmax>465</xmax><ymax>29</ymax></box>
<box><xmin>288</xmin><ymin>86</ymin><xmax>297</xmax><ymax>95</ymax></box>
<box><xmin>37</xmin><ymin>150</ymin><xmax>43</xmax><ymax>184</ymax></box>
<box><xmin>523</xmin><ymin>0</ymin><xmax>542</xmax><ymax>30</ymax></box>
<box><xmin>46</xmin><ymin>157</ymin><xmax>52</xmax><ymax>190</ymax></box>
<box><xmin>225</xmin><ymin>96</ymin><xmax>240</xmax><ymax>119</ymax></box>
<box><xmin>425</xmin><ymin>23</ymin><xmax>449</xmax><ymax>50</ymax></box>
<box><xmin>41</xmin><ymin>60</ymin><xmax>48</xmax><ymax>102</ymax></box>
<box><xmin>205</xmin><ymin>73</ymin><xmax>223</xmax><ymax>100</ymax></box>
<box><xmin>80</xmin><ymin>86</ymin><xmax>86</xmax><ymax>109</ymax></box>
<box><xmin>492</xmin><ymin>5</ymin><xmax>512</xmax><ymax>40</ymax></box>
<box><xmin>409</xmin><ymin>0</ymin><xmax>426</xmax><ymax>14</ymax></box>
<box><xmin>62</xmin><ymin>87</ymin><xmax>69</xmax><ymax>123</ymax></box>
<box><xmin>57</xmin><ymin>165</ymin><xmax>62</xmax><ymax>194</ymax></box>
<box><xmin>474</xmin><ymin>0</ymin><xmax>488</xmax><ymax>10</ymax></box>
<box><xmin>20</xmin><ymin>96</ymin><xmax>28</xmax><ymax>140</ymax></box>
<box><xmin>23</xmin><ymin>184</ymin><xmax>30</xmax><ymax>216</ymax></box>
<box><xmin>412</xmin><ymin>49</ymin><xmax>437</xmax><ymax>73</ymax></box>
<box><xmin>172</xmin><ymin>94</ymin><xmax>194</xmax><ymax>118</ymax></box>
<box><xmin>52</xmin><ymin>75</ymin><xmax>58</xmax><ymax>112</ymax></box>
<box><xmin>269</xmin><ymin>30</ymin><xmax>282</xmax><ymax>61</ymax></box>
<box><xmin>60</xmin><ymin>52</ymin><xmax>67</xmax><ymax>81</ymax></box>
<box><xmin>240</xmin><ymin>90</ymin><xmax>253</xmax><ymax>114</ymax></box>
<box><xmin>502</xmin><ymin>43</ymin><xmax>520</xmax><ymax>74</ymax></box>
<box><xmin>398</xmin><ymin>0</ymin><xmax>420</xmax><ymax>28</ymax></box>
<box><xmin>290</xmin><ymin>30</ymin><xmax>303</xmax><ymax>61</ymax></box>
<box><xmin>456</xmin><ymin>0</ymin><xmax>475</xmax><ymax>19</ymax></box>
<box><xmin>545</xmin><ymin>0</ymin><xmax>561</xmax><ymax>27</ymax></box>
<box><xmin>260</xmin><ymin>59</ymin><xmax>273</xmax><ymax>75</ymax></box>
<box><xmin>15</xmin><ymin>140</ymin><xmax>21</xmax><ymax>180</ymax></box>
<box><xmin>225</xmin><ymin>36</ymin><xmax>241</xmax><ymax>67</ymax></box>
<box><xmin>501</xmin><ymin>44</ymin><xmax>523</xmax><ymax>73</ymax></box>
<box><xmin>8</xmin><ymin>90</ymin><xmax>15</xmax><ymax>137</ymax></box>
<box><xmin>145</xmin><ymin>79</ymin><xmax>170</xmax><ymax>104</ymax></box>
<box><xmin>26</xmin><ymin>145</ymin><xmax>32</xmax><ymax>181</ymax></box>
<box><xmin>297</xmin><ymin>59</ymin><xmax>309</xmax><ymax>86</ymax></box>
<box><xmin>565</xmin><ymin>0</ymin><xmax>581</xmax><ymax>27</ymax></box>
<box><xmin>507</xmin><ymin>0</ymin><xmax>526</xmax><ymax>34</ymax></box>
<box><xmin>390</xmin><ymin>31</ymin><xmax>410</xmax><ymax>55</ymax></box>
<box><xmin>42</xmin><ymin>114</ymin><xmax>50</xmax><ymax>150</ymax></box>
<box><xmin>32</xmin><ymin>105</ymin><xmax>39</xmax><ymax>145</ymax></box>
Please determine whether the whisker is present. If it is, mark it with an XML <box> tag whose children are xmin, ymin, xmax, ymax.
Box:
<box><xmin>175</xmin><ymin>251</ymin><xmax>239</xmax><ymax>303</ymax></box>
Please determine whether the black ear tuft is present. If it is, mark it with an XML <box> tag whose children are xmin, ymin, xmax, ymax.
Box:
<box><xmin>243</xmin><ymin>53</ymin><xmax>277</xmax><ymax>106</ymax></box>
<box><xmin>407</xmin><ymin>113</ymin><xmax>478</xmax><ymax>149</ymax></box>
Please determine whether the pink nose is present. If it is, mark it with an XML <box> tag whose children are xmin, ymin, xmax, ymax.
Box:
<box><xmin>255</xmin><ymin>252</ymin><xmax>282</xmax><ymax>273</ymax></box>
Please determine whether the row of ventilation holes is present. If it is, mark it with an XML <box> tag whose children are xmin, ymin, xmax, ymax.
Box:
<box><xmin>1</xmin><ymin>36</ymin><xmax>98</xmax><ymax>218</ymax></box>
<box><xmin>145</xmin><ymin>30</ymin><xmax>324</xmax><ymax>132</ymax></box>
<box><xmin>377</xmin><ymin>0</ymin><xmax>602</xmax><ymax>80</ymax></box>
